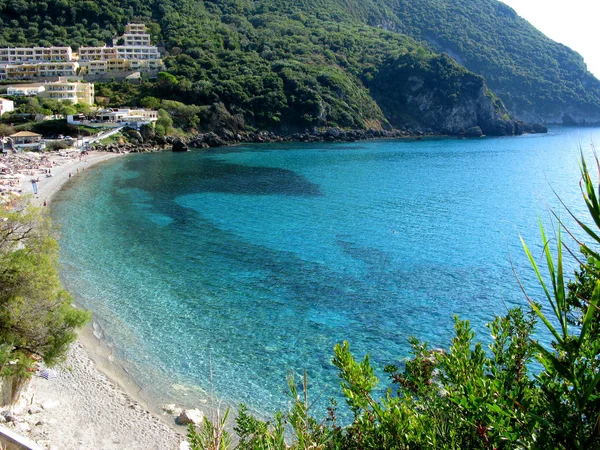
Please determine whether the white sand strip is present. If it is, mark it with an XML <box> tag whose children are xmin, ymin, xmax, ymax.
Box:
<box><xmin>21</xmin><ymin>151</ymin><xmax>121</xmax><ymax>207</ymax></box>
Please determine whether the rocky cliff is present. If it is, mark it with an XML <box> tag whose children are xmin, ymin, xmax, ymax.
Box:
<box><xmin>369</xmin><ymin>54</ymin><xmax>542</xmax><ymax>136</ymax></box>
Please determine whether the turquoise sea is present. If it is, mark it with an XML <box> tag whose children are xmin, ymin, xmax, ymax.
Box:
<box><xmin>51</xmin><ymin>127</ymin><xmax>600</xmax><ymax>417</ymax></box>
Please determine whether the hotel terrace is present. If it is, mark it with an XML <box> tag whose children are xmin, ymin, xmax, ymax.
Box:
<box><xmin>68</xmin><ymin>107</ymin><xmax>158</xmax><ymax>129</ymax></box>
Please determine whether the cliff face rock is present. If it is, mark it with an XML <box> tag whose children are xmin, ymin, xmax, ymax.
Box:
<box><xmin>370</xmin><ymin>53</ymin><xmax>537</xmax><ymax>136</ymax></box>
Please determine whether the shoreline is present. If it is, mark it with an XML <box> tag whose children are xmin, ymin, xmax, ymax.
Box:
<box><xmin>22</xmin><ymin>151</ymin><xmax>122</xmax><ymax>208</ymax></box>
<box><xmin>9</xmin><ymin>150</ymin><xmax>186</xmax><ymax>449</ymax></box>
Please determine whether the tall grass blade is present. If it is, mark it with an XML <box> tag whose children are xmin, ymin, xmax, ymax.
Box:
<box><xmin>555</xmin><ymin>225</ymin><xmax>568</xmax><ymax>334</ymax></box>
<box><xmin>579</xmin><ymin>280</ymin><xmax>600</xmax><ymax>344</ymax></box>
<box><xmin>580</xmin><ymin>153</ymin><xmax>600</xmax><ymax>232</ymax></box>
<box><xmin>581</xmin><ymin>372</ymin><xmax>600</xmax><ymax>405</ymax></box>
<box><xmin>526</xmin><ymin>297</ymin><xmax>561</xmax><ymax>344</ymax></box>
<box><xmin>520</xmin><ymin>235</ymin><xmax>555</xmax><ymax>307</ymax></box>
<box><xmin>533</xmin><ymin>342</ymin><xmax>574</xmax><ymax>384</ymax></box>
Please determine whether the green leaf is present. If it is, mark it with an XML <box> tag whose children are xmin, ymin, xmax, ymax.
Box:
<box><xmin>579</xmin><ymin>280</ymin><xmax>600</xmax><ymax>344</ymax></box>
<box><xmin>533</xmin><ymin>341</ymin><xmax>574</xmax><ymax>384</ymax></box>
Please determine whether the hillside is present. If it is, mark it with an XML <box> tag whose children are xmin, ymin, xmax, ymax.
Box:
<box><xmin>0</xmin><ymin>0</ymin><xmax>589</xmax><ymax>132</ymax></box>
<box><xmin>383</xmin><ymin>0</ymin><xmax>600</xmax><ymax>124</ymax></box>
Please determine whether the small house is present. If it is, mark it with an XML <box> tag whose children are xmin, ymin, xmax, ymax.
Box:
<box><xmin>9</xmin><ymin>131</ymin><xmax>45</xmax><ymax>152</ymax></box>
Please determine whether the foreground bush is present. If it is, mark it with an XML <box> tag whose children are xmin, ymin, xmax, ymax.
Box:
<box><xmin>189</xmin><ymin>152</ymin><xmax>600</xmax><ymax>449</ymax></box>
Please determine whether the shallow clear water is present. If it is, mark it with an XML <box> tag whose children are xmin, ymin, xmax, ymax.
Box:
<box><xmin>51</xmin><ymin>127</ymin><xmax>600</xmax><ymax>416</ymax></box>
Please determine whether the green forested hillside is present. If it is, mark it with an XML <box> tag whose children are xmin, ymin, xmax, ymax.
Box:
<box><xmin>384</xmin><ymin>0</ymin><xmax>600</xmax><ymax>123</ymax></box>
<box><xmin>0</xmin><ymin>0</ymin><xmax>596</xmax><ymax>130</ymax></box>
<box><xmin>0</xmin><ymin>0</ymin><xmax>440</xmax><ymax>131</ymax></box>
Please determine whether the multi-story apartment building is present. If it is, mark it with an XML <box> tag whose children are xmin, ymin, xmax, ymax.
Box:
<box><xmin>5</xmin><ymin>78</ymin><xmax>94</xmax><ymax>105</ymax></box>
<box><xmin>0</xmin><ymin>24</ymin><xmax>160</xmax><ymax>79</ymax></box>
<box><xmin>41</xmin><ymin>79</ymin><xmax>94</xmax><ymax>105</ymax></box>
<box><xmin>78</xmin><ymin>46</ymin><xmax>117</xmax><ymax>61</ymax></box>
<box><xmin>0</xmin><ymin>46</ymin><xmax>77</xmax><ymax>80</ymax></box>
<box><xmin>115</xmin><ymin>45</ymin><xmax>160</xmax><ymax>61</ymax></box>
<box><xmin>0</xmin><ymin>47</ymin><xmax>73</xmax><ymax>64</ymax></box>
<box><xmin>6</xmin><ymin>84</ymin><xmax>45</xmax><ymax>96</ymax></box>
<box><xmin>81</xmin><ymin>58</ymin><xmax>134</xmax><ymax>75</ymax></box>
<box><xmin>0</xmin><ymin>61</ymin><xmax>79</xmax><ymax>80</ymax></box>
<box><xmin>113</xmin><ymin>23</ymin><xmax>151</xmax><ymax>46</ymax></box>
<box><xmin>124</xmin><ymin>23</ymin><xmax>147</xmax><ymax>35</ymax></box>
<box><xmin>78</xmin><ymin>23</ymin><xmax>162</xmax><ymax>76</ymax></box>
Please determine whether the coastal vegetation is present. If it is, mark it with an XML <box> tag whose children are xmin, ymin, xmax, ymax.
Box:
<box><xmin>185</xmin><ymin>153</ymin><xmax>600</xmax><ymax>449</ymax></box>
<box><xmin>1</xmin><ymin>0</ymin><xmax>598</xmax><ymax>133</ymax></box>
<box><xmin>0</xmin><ymin>197</ymin><xmax>89</xmax><ymax>404</ymax></box>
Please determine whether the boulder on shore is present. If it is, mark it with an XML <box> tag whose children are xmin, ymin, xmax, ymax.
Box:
<box><xmin>162</xmin><ymin>404</ymin><xmax>183</xmax><ymax>416</ymax></box>
<box><xmin>172</xmin><ymin>139</ymin><xmax>189</xmax><ymax>152</ymax></box>
<box><xmin>177</xmin><ymin>409</ymin><xmax>204</xmax><ymax>426</ymax></box>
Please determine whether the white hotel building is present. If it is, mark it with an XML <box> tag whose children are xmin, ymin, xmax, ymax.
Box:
<box><xmin>0</xmin><ymin>23</ymin><xmax>161</xmax><ymax>80</ymax></box>
<box><xmin>0</xmin><ymin>47</ymin><xmax>78</xmax><ymax>80</ymax></box>
<box><xmin>0</xmin><ymin>46</ymin><xmax>73</xmax><ymax>64</ymax></box>
<box><xmin>78</xmin><ymin>23</ymin><xmax>162</xmax><ymax>75</ymax></box>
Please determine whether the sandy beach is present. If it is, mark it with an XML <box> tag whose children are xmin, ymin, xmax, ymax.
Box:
<box><xmin>16</xmin><ymin>150</ymin><xmax>121</xmax><ymax>207</ymax></box>
<box><xmin>1</xmin><ymin>150</ymin><xmax>187</xmax><ymax>449</ymax></box>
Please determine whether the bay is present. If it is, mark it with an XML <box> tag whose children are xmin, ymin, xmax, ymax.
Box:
<box><xmin>51</xmin><ymin>126</ymin><xmax>600</xmax><ymax>417</ymax></box>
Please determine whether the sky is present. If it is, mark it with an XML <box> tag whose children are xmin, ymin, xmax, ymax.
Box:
<box><xmin>500</xmin><ymin>0</ymin><xmax>600</xmax><ymax>79</ymax></box>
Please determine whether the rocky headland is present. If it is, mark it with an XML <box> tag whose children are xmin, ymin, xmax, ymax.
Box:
<box><xmin>92</xmin><ymin>121</ymin><xmax>548</xmax><ymax>154</ymax></box>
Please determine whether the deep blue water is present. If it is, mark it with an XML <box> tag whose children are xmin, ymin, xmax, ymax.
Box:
<box><xmin>51</xmin><ymin>127</ymin><xmax>600</xmax><ymax>417</ymax></box>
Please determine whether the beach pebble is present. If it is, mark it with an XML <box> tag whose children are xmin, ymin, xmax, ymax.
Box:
<box><xmin>162</xmin><ymin>404</ymin><xmax>182</xmax><ymax>415</ymax></box>
<box><xmin>41</xmin><ymin>400</ymin><xmax>60</xmax><ymax>410</ymax></box>
<box><xmin>28</xmin><ymin>406</ymin><xmax>43</xmax><ymax>414</ymax></box>
<box><xmin>3</xmin><ymin>413</ymin><xmax>17</xmax><ymax>423</ymax></box>
<box><xmin>177</xmin><ymin>409</ymin><xmax>204</xmax><ymax>426</ymax></box>
<box><xmin>16</xmin><ymin>422</ymin><xmax>31</xmax><ymax>433</ymax></box>
<box><xmin>180</xmin><ymin>441</ymin><xmax>191</xmax><ymax>450</ymax></box>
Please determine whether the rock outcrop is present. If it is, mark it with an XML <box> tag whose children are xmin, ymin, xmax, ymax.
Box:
<box><xmin>464</xmin><ymin>126</ymin><xmax>483</xmax><ymax>137</ymax></box>
<box><xmin>369</xmin><ymin>54</ymin><xmax>546</xmax><ymax>136</ymax></box>
<box><xmin>172</xmin><ymin>138</ymin><xmax>189</xmax><ymax>152</ymax></box>
<box><xmin>176</xmin><ymin>409</ymin><xmax>204</xmax><ymax>426</ymax></box>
